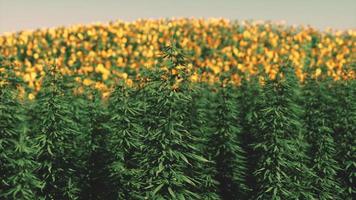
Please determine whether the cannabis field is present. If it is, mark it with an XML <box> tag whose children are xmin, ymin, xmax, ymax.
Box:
<box><xmin>0</xmin><ymin>19</ymin><xmax>355</xmax><ymax>200</ymax></box>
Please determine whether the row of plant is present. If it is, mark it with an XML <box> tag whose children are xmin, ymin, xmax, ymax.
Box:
<box><xmin>0</xmin><ymin>46</ymin><xmax>355</xmax><ymax>199</ymax></box>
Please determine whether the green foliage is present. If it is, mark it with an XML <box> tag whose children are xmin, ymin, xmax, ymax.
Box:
<box><xmin>136</xmin><ymin>44</ymin><xmax>215</xmax><ymax>199</ymax></box>
<box><xmin>303</xmin><ymin>76</ymin><xmax>344</xmax><ymax>199</ymax></box>
<box><xmin>252</xmin><ymin>67</ymin><xmax>314</xmax><ymax>200</ymax></box>
<box><xmin>0</xmin><ymin>46</ymin><xmax>352</xmax><ymax>200</ymax></box>
<box><xmin>238</xmin><ymin>74</ymin><xmax>261</xmax><ymax>196</ymax></box>
<box><xmin>303</xmin><ymin>77</ymin><xmax>344</xmax><ymax>199</ymax></box>
<box><xmin>31</xmin><ymin>66</ymin><xmax>83</xmax><ymax>199</ymax></box>
<box><xmin>83</xmin><ymin>89</ymin><xmax>115</xmax><ymax>200</ymax></box>
<box><xmin>107</xmin><ymin>82</ymin><xmax>143</xmax><ymax>199</ymax></box>
<box><xmin>66</xmin><ymin>77</ymin><xmax>100</xmax><ymax>200</ymax></box>
<box><xmin>0</xmin><ymin>66</ymin><xmax>43</xmax><ymax>200</ymax></box>
<box><xmin>207</xmin><ymin>75</ymin><xmax>249</xmax><ymax>199</ymax></box>
<box><xmin>186</xmin><ymin>82</ymin><xmax>220</xmax><ymax>200</ymax></box>
<box><xmin>330</xmin><ymin>80</ymin><xmax>356</xmax><ymax>199</ymax></box>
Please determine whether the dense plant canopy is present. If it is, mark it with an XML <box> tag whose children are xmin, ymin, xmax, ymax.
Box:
<box><xmin>0</xmin><ymin>19</ymin><xmax>354</xmax><ymax>199</ymax></box>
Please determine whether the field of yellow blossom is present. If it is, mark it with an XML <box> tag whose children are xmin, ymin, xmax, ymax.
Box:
<box><xmin>0</xmin><ymin>18</ymin><xmax>355</xmax><ymax>98</ymax></box>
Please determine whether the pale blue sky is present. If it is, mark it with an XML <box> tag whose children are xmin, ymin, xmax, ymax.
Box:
<box><xmin>0</xmin><ymin>0</ymin><xmax>355</xmax><ymax>33</ymax></box>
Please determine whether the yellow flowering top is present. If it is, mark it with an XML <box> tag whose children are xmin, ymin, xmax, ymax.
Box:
<box><xmin>0</xmin><ymin>18</ymin><xmax>355</xmax><ymax>93</ymax></box>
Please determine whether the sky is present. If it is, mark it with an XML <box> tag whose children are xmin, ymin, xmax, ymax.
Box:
<box><xmin>0</xmin><ymin>0</ymin><xmax>355</xmax><ymax>33</ymax></box>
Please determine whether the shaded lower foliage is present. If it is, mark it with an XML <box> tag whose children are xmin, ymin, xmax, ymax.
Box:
<box><xmin>207</xmin><ymin>77</ymin><xmax>249</xmax><ymax>199</ymax></box>
<box><xmin>330</xmin><ymin>80</ymin><xmax>356</xmax><ymax>199</ymax></box>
